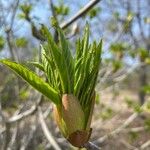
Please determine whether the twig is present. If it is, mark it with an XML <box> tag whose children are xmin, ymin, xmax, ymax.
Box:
<box><xmin>49</xmin><ymin>0</ymin><xmax>59</xmax><ymax>42</ymax></box>
<box><xmin>0</xmin><ymin>97</ymin><xmax>11</xmax><ymax>150</ymax></box>
<box><xmin>10</xmin><ymin>0</ymin><xmax>20</xmax><ymax>30</ymax></box>
<box><xmin>38</xmin><ymin>106</ymin><xmax>62</xmax><ymax>150</ymax></box>
<box><xmin>20</xmin><ymin>125</ymin><xmax>37</xmax><ymax>150</ymax></box>
<box><xmin>7</xmin><ymin>123</ymin><xmax>18</xmax><ymax>150</ymax></box>
<box><xmin>138</xmin><ymin>140</ymin><xmax>150</xmax><ymax>150</ymax></box>
<box><xmin>7</xmin><ymin>95</ymin><xmax>42</xmax><ymax>123</ymax></box>
<box><xmin>60</xmin><ymin>0</ymin><xmax>102</xmax><ymax>29</ymax></box>
<box><xmin>96</xmin><ymin>113</ymin><xmax>138</xmax><ymax>144</ymax></box>
<box><xmin>30</xmin><ymin>0</ymin><xmax>102</xmax><ymax>41</ymax></box>
<box><xmin>84</xmin><ymin>141</ymin><xmax>101</xmax><ymax>150</ymax></box>
<box><xmin>4</xmin><ymin>0</ymin><xmax>20</xmax><ymax>61</ymax></box>
<box><xmin>94</xmin><ymin>101</ymin><xmax>148</xmax><ymax>145</ymax></box>
<box><xmin>121</xmin><ymin>140</ymin><xmax>137</xmax><ymax>150</ymax></box>
<box><xmin>125</xmin><ymin>126</ymin><xmax>145</xmax><ymax>133</ymax></box>
<box><xmin>19</xmin><ymin>104</ymin><xmax>52</xmax><ymax>150</ymax></box>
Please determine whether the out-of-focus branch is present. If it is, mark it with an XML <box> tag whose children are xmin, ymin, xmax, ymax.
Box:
<box><xmin>95</xmin><ymin>102</ymin><xmax>147</xmax><ymax>145</ymax></box>
<box><xmin>4</xmin><ymin>0</ymin><xmax>20</xmax><ymax>61</ymax></box>
<box><xmin>20</xmin><ymin>125</ymin><xmax>37</xmax><ymax>150</ymax></box>
<box><xmin>0</xmin><ymin>97</ymin><xmax>11</xmax><ymax>150</ymax></box>
<box><xmin>60</xmin><ymin>0</ymin><xmax>102</xmax><ymax>29</ymax></box>
<box><xmin>137</xmin><ymin>140</ymin><xmax>150</xmax><ymax>150</ymax></box>
<box><xmin>38</xmin><ymin>106</ymin><xmax>62</xmax><ymax>150</ymax></box>
<box><xmin>126</xmin><ymin>1</ymin><xmax>139</xmax><ymax>48</ymax></box>
<box><xmin>136</xmin><ymin>0</ymin><xmax>146</xmax><ymax>42</ymax></box>
<box><xmin>49</xmin><ymin>0</ymin><xmax>59</xmax><ymax>42</ymax></box>
<box><xmin>8</xmin><ymin>95</ymin><xmax>43</xmax><ymax>123</ymax></box>
<box><xmin>29</xmin><ymin>0</ymin><xmax>102</xmax><ymax>41</ymax></box>
<box><xmin>95</xmin><ymin>113</ymin><xmax>138</xmax><ymax>144</ymax></box>
<box><xmin>10</xmin><ymin>0</ymin><xmax>20</xmax><ymax>29</ymax></box>
<box><xmin>84</xmin><ymin>142</ymin><xmax>101</xmax><ymax>150</ymax></box>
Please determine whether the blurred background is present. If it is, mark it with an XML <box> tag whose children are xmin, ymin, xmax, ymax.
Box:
<box><xmin>0</xmin><ymin>0</ymin><xmax>150</xmax><ymax>149</ymax></box>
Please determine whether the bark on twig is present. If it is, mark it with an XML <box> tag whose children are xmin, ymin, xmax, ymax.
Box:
<box><xmin>96</xmin><ymin>113</ymin><xmax>138</xmax><ymax>144</ymax></box>
<box><xmin>60</xmin><ymin>0</ymin><xmax>102</xmax><ymax>29</ymax></box>
<box><xmin>84</xmin><ymin>141</ymin><xmax>101</xmax><ymax>150</ymax></box>
<box><xmin>30</xmin><ymin>0</ymin><xmax>102</xmax><ymax>41</ymax></box>
<box><xmin>38</xmin><ymin>106</ymin><xmax>62</xmax><ymax>150</ymax></box>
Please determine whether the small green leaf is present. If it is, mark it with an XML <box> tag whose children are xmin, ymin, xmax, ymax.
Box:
<box><xmin>42</xmin><ymin>26</ymin><xmax>71</xmax><ymax>93</ymax></box>
<box><xmin>15</xmin><ymin>37</ymin><xmax>28</xmax><ymax>48</ymax></box>
<box><xmin>19</xmin><ymin>4</ymin><xmax>32</xmax><ymax>15</ymax></box>
<box><xmin>0</xmin><ymin>59</ymin><xmax>60</xmax><ymax>105</ymax></box>
<box><xmin>29</xmin><ymin>61</ymin><xmax>44</xmax><ymax>72</ymax></box>
<box><xmin>0</xmin><ymin>36</ymin><xmax>5</xmax><ymax>51</ymax></box>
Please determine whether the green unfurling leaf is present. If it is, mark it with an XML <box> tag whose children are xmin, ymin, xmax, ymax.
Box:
<box><xmin>0</xmin><ymin>59</ymin><xmax>60</xmax><ymax>105</ymax></box>
<box><xmin>42</xmin><ymin>26</ymin><xmax>71</xmax><ymax>93</ymax></box>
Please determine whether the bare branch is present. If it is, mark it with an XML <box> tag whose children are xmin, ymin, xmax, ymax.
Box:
<box><xmin>7</xmin><ymin>95</ymin><xmax>42</xmax><ymax>123</ymax></box>
<box><xmin>94</xmin><ymin>101</ymin><xmax>148</xmax><ymax>145</ymax></box>
<box><xmin>38</xmin><ymin>106</ymin><xmax>62</xmax><ymax>150</ymax></box>
<box><xmin>60</xmin><ymin>0</ymin><xmax>102</xmax><ymax>29</ymax></box>
<box><xmin>96</xmin><ymin>113</ymin><xmax>138</xmax><ymax>144</ymax></box>
<box><xmin>30</xmin><ymin>0</ymin><xmax>102</xmax><ymax>41</ymax></box>
<box><xmin>138</xmin><ymin>140</ymin><xmax>150</xmax><ymax>150</ymax></box>
<box><xmin>84</xmin><ymin>141</ymin><xmax>101</xmax><ymax>150</ymax></box>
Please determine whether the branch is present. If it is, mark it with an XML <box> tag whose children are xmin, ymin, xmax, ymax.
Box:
<box><xmin>96</xmin><ymin>113</ymin><xmax>138</xmax><ymax>144</ymax></box>
<box><xmin>94</xmin><ymin>102</ymin><xmax>148</xmax><ymax>145</ymax></box>
<box><xmin>0</xmin><ymin>97</ymin><xmax>11</xmax><ymax>150</ymax></box>
<box><xmin>38</xmin><ymin>106</ymin><xmax>62</xmax><ymax>150</ymax></box>
<box><xmin>84</xmin><ymin>142</ymin><xmax>101</xmax><ymax>150</ymax></box>
<box><xmin>4</xmin><ymin>0</ymin><xmax>20</xmax><ymax>61</ymax></box>
<box><xmin>60</xmin><ymin>0</ymin><xmax>102</xmax><ymax>29</ymax></box>
<box><xmin>49</xmin><ymin>0</ymin><xmax>59</xmax><ymax>42</ymax></box>
<box><xmin>7</xmin><ymin>95</ymin><xmax>42</xmax><ymax>123</ymax></box>
<box><xmin>30</xmin><ymin>0</ymin><xmax>102</xmax><ymax>41</ymax></box>
<box><xmin>20</xmin><ymin>125</ymin><xmax>37</xmax><ymax>150</ymax></box>
<box><xmin>138</xmin><ymin>140</ymin><xmax>150</xmax><ymax>150</ymax></box>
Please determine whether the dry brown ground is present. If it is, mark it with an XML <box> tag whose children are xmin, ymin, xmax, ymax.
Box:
<box><xmin>90</xmin><ymin>90</ymin><xmax>150</xmax><ymax>150</ymax></box>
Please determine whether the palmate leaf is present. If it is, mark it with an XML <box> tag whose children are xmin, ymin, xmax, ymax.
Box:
<box><xmin>0</xmin><ymin>59</ymin><xmax>60</xmax><ymax>105</ymax></box>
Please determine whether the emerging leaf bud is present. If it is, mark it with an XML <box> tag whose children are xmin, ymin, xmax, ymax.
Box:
<box><xmin>53</xmin><ymin>94</ymin><xmax>92</xmax><ymax>147</ymax></box>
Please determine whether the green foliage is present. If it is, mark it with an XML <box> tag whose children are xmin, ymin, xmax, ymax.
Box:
<box><xmin>54</xmin><ymin>4</ymin><xmax>69</xmax><ymax>16</ymax></box>
<box><xmin>110</xmin><ymin>42</ymin><xmax>127</xmax><ymax>53</ymax></box>
<box><xmin>15</xmin><ymin>37</ymin><xmax>28</xmax><ymax>48</ymax></box>
<box><xmin>0</xmin><ymin>24</ymin><xmax>102</xmax><ymax>139</ymax></box>
<box><xmin>20</xmin><ymin>4</ymin><xmax>32</xmax><ymax>15</ymax></box>
<box><xmin>0</xmin><ymin>24</ymin><xmax>102</xmax><ymax>105</ymax></box>
<box><xmin>101</xmin><ymin>107</ymin><xmax>114</xmax><ymax>120</ymax></box>
<box><xmin>137</xmin><ymin>48</ymin><xmax>149</xmax><ymax>62</ymax></box>
<box><xmin>112</xmin><ymin>60</ymin><xmax>123</xmax><ymax>72</ymax></box>
<box><xmin>28</xmin><ymin>61</ymin><xmax>44</xmax><ymax>72</ymax></box>
<box><xmin>128</xmin><ymin>131</ymin><xmax>139</xmax><ymax>142</ymax></box>
<box><xmin>18</xmin><ymin>3</ymin><xmax>32</xmax><ymax>20</ymax></box>
<box><xmin>144</xmin><ymin>119</ymin><xmax>150</xmax><ymax>131</ymax></box>
<box><xmin>126</xmin><ymin>12</ymin><xmax>134</xmax><ymax>22</ymax></box>
<box><xmin>95</xmin><ymin>93</ymin><xmax>100</xmax><ymax>104</ymax></box>
<box><xmin>125</xmin><ymin>98</ymin><xmax>142</xmax><ymax>113</ymax></box>
<box><xmin>142</xmin><ymin>85</ymin><xmax>150</xmax><ymax>94</ymax></box>
<box><xmin>0</xmin><ymin>59</ymin><xmax>60</xmax><ymax>105</ymax></box>
<box><xmin>144</xmin><ymin>17</ymin><xmax>150</xmax><ymax>24</ymax></box>
<box><xmin>123</xmin><ymin>12</ymin><xmax>134</xmax><ymax>33</ymax></box>
<box><xmin>19</xmin><ymin>87</ymin><xmax>29</xmax><ymax>100</ymax></box>
<box><xmin>42</xmin><ymin>25</ymin><xmax>74</xmax><ymax>94</ymax></box>
<box><xmin>88</xmin><ymin>7</ymin><xmax>101</xmax><ymax>19</ymax></box>
<box><xmin>0</xmin><ymin>36</ymin><xmax>5</xmax><ymax>51</ymax></box>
